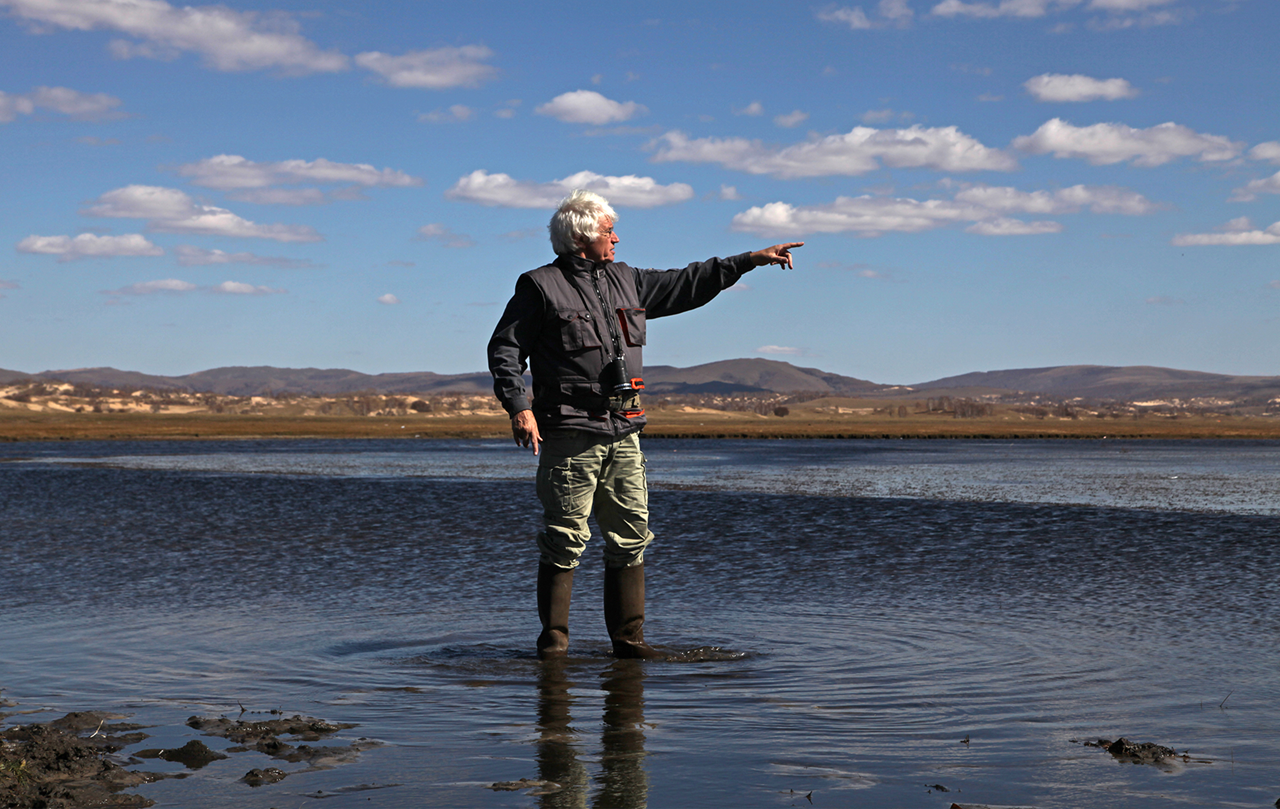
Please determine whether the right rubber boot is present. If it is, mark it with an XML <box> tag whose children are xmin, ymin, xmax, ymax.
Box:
<box><xmin>536</xmin><ymin>563</ymin><xmax>574</xmax><ymax>660</ymax></box>
<box><xmin>603</xmin><ymin>563</ymin><xmax>664</xmax><ymax>660</ymax></box>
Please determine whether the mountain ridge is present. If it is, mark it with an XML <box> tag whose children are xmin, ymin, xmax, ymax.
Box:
<box><xmin>3</xmin><ymin>360</ymin><xmax>1279</xmax><ymax>403</ymax></box>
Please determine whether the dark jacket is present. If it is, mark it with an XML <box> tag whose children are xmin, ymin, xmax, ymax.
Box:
<box><xmin>488</xmin><ymin>251</ymin><xmax>755</xmax><ymax>437</ymax></box>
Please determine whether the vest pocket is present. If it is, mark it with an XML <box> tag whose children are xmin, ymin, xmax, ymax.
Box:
<box><xmin>557</xmin><ymin>310</ymin><xmax>601</xmax><ymax>351</ymax></box>
<box><xmin>617</xmin><ymin>307</ymin><xmax>646</xmax><ymax>346</ymax></box>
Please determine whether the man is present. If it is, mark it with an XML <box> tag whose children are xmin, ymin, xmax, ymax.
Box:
<box><xmin>488</xmin><ymin>189</ymin><xmax>801</xmax><ymax>660</ymax></box>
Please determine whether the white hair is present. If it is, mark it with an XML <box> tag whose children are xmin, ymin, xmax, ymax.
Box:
<box><xmin>548</xmin><ymin>189</ymin><xmax>618</xmax><ymax>256</ymax></box>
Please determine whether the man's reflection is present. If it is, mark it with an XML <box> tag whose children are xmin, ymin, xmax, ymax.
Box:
<box><xmin>535</xmin><ymin>659</ymin><xmax>649</xmax><ymax>808</ymax></box>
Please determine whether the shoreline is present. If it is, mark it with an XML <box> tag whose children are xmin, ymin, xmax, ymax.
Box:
<box><xmin>4</xmin><ymin>410</ymin><xmax>1280</xmax><ymax>442</ymax></box>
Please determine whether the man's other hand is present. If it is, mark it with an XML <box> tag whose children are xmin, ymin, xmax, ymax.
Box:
<box><xmin>512</xmin><ymin>409</ymin><xmax>542</xmax><ymax>455</ymax></box>
<box><xmin>750</xmin><ymin>242</ymin><xmax>804</xmax><ymax>269</ymax></box>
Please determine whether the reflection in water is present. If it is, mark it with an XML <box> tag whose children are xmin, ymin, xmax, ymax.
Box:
<box><xmin>536</xmin><ymin>661</ymin><xmax>649</xmax><ymax>808</ymax></box>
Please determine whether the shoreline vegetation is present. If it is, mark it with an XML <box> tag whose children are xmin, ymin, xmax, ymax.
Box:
<box><xmin>4</xmin><ymin>380</ymin><xmax>1280</xmax><ymax>441</ymax></box>
<box><xmin>4</xmin><ymin>408</ymin><xmax>1280</xmax><ymax>442</ymax></box>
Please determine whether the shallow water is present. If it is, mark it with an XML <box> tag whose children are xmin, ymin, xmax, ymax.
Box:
<box><xmin>2</xmin><ymin>438</ymin><xmax>1278</xmax><ymax>808</ymax></box>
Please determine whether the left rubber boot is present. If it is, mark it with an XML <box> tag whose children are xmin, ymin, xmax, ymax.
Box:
<box><xmin>603</xmin><ymin>563</ymin><xmax>663</xmax><ymax>659</ymax></box>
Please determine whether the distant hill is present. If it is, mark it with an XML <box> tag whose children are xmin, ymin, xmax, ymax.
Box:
<box><xmin>6</xmin><ymin>360</ymin><xmax>1279</xmax><ymax>403</ymax></box>
<box><xmin>915</xmin><ymin>365</ymin><xmax>1280</xmax><ymax>403</ymax></box>
<box><xmin>645</xmin><ymin>358</ymin><xmax>889</xmax><ymax>395</ymax></box>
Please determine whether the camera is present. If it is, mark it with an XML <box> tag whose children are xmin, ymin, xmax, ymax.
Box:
<box><xmin>602</xmin><ymin>355</ymin><xmax>642</xmax><ymax>396</ymax></box>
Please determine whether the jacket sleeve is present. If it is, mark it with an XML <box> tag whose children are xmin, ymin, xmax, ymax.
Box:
<box><xmin>633</xmin><ymin>252</ymin><xmax>755</xmax><ymax>319</ymax></box>
<box><xmin>487</xmin><ymin>274</ymin><xmax>541</xmax><ymax>416</ymax></box>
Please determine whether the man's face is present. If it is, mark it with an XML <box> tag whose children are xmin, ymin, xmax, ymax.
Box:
<box><xmin>579</xmin><ymin>216</ymin><xmax>618</xmax><ymax>263</ymax></box>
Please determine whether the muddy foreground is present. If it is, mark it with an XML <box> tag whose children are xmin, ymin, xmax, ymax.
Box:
<box><xmin>0</xmin><ymin>708</ymin><xmax>378</xmax><ymax>809</ymax></box>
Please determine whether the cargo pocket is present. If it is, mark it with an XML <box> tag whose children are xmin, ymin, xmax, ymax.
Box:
<box><xmin>556</xmin><ymin>309</ymin><xmax>602</xmax><ymax>353</ymax></box>
<box><xmin>617</xmin><ymin>307</ymin><xmax>646</xmax><ymax>347</ymax></box>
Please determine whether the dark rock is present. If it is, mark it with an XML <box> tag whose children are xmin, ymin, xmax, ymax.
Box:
<box><xmin>242</xmin><ymin>767</ymin><xmax>288</xmax><ymax>787</ymax></box>
<box><xmin>134</xmin><ymin>740</ymin><xmax>227</xmax><ymax>769</ymax></box>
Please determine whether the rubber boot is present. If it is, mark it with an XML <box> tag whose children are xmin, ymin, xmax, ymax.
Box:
<box><xmin>536</xmin><ymin>563</ymin><xmax>573</xmax><ymax>660</ymax></box>
<box><xmin>603</xmin><ymin>563</ymin><xmax>663</xmax><ymax>659</ymax></box>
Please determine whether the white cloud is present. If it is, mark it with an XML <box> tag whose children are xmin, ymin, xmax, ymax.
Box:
<box><xmin>416</xmin><ymin>223</ymin><xmax>475</xmax><ymax>248</ymax></box>
<box><xmin>1024</xmin><ymin>73</ymin><xmax>1139</xmax><ymax>102</ymax></box>
<box><xmin>101</xmin><ymin>277</ymin><xmax>283</xmax><ymax>295</ymax></box>
<box><xmin>931</xmin><ymin>0</ymin><xmax>1064</xmax><ymax>19</ymax></box>
<box><xmin>774</xmin><ymin>110</ymin><xmax>810</xmax><ymax>128</ymax></box>
<box><xmin>1012</xmin><ymin>118</ymin><xmax>1243</xmax><ymax>166</ymax></box>
<box><xmin>535</xmin><ymin>90</ymin><xmax>647</xmax><ymax>125</ymax></box>
<box><xmin>1088</xmin><ymin>0</ymin><xmax>1175</xmax><ymax>10</ymax></box>
<box><xmin>730</xmin><ymin>182</ymin><xmax>1155</xmax><ymax>238</ymax></box>
<box><xmin>816</xmin><ymin>0</ymin><xmax>914</xmax><ymax>29</ymax></box>
<box><xmin>1249</xmin><ymin>142</ymin><xmax>1280</xmax><ymax>164</ymax></box>
<box><xmin>1</xmin><ymin>0</ymin><xmax>348</xmax><ymax>74</ymax></box>
<box><xmin>1</xmin><ymin>86</ymin><xmax>125</xmax><ymax>123</ymax></box>
<box><xmin>719</xmin><ymin>185</ymin><xmax>741</xmax><ymax>200</ymax></box>
<box><xmin>354</xmin><ymin>46</ymin><xmax>497</xmax><ymax>89</ymax></box>
<box><xmin>735</xmin><ymin>101</ymin><xmax>764</xmax><ymax>116</ymax></box>
<box><xmin>447</xmin><ymin>170</ymin><xmax>694</xmax><ymax>209</ymax></box>
<box><xmin>954</xmin><ymin>183</ymin><xmax>1159</xmax><ymax>215</ymax></box>
<box><xmin>0</xmin><ymin>91</ymin><xmax>36</xmax><ymax>122</ymax></box>
<box><xmin>758</xmin><ymin>345</ymin><xmax>805</xmax><ymax>355</ymax></box>
<box><xmin>174</xmin><ymin>245</ymin><xmax>316</xmax><ymax>268</ymax></box>
<box><xmin>816</xmin><ymin>5</ymin><xmax>875</xmax><ymax>28</ymax></box>
<box><xmin>227</xmin><ymin>188</ymin><xmax>329</xmax><ymax>205</ymax></box>
<box><xmin>208</xmin><ymin>280</ymin><xmax>284</xmax><ymax>295</ymax></box>
<box><xmin>174</xmin><ymin>155</ymin><xmax>421</xmax><ymax>190</ymax></box>
<box><xmin>1230</xmin><ymin>169</ymin><xmax>1280</xmax><ymax>203</ymax></box>
<box><xmin>377</xmin><ymin>293</ymin><xmax>400</xmax><ymax>305</ymax></box>
<box><xmin>419</xmin><ymin>104</ymin><xmax>475</xmax><ymax>123</ymax></box>
<box><xmin>84</xmin><ymin>185</ymin><xmax>323</xmax><ymax>242</ymax></box>
<box><xmin>966</xmin><ymin>217</ymin><xmax>1063</xmax><ymax>235</ymax></box>
<box><xmin>651</xmin><ymin>124</ymin><xmax>1018</xmax><ymax>178</ymax></box>
<box><xmin>1172</xmin><ymin>219</ymin><xmax>1280</xmax><ymax>246</ymax></box>
<box><xmin>108</xmin><ymin>279</ymin><xmax>199</xmax><ymax>294</ymax></box>
<box><xmin>17</xmin><ymin>232</ymin><xmax>163</xmax><ymax>261</ymax></box>
<box><xmin>732</xmin><ymin>196</ymin><xmax>997</xmax><ymax>237</ymax></box>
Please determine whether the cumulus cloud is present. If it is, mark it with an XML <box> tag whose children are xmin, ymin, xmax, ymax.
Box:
<box><xmin>17</xmin><ymin>232</ymin><xmax>163</xmax><ymax>261</ymax></box>
<box><xmin>102</xmin><ymin>278</ymin><xmax>283</xmax><ymax>295</ymax></box>
<box><xmin>1012</xmin><ymin>118</ymin><xmax>1243</xmax><ymax>166</ymax></box>
<box><xmin>719</xmin><ymin>185</ymin><xmax>742</xmax><ymax>200</ymax></box>
<box><xmin>416</xmin><ymin>223</ymin><xmax>475</xmax><ymax>248</ymax></box>
<box><xmin>1230</xmin><ymin>169</ymin><xmax>1280</xmax><ymax>203</ymax></box>
<box><xmin>730</xmin><ymin>182</ymin><xmax>1155</xmax><ymax>238</ymax></box>
<box><xmin>377</xmin><ymin>293</ymin><xmax>401</xmax><ymax>305</ymax></box>
<box><xmin>1172</xmin><ymin>218</ymin><xmax>1280</xmax><ymax>246</ymax></box>
<box><xmin>0</xmin><ymin>0</ymin><xmax>348</xmax><ymax>73</ymax></box>
<box><xmin>953</xmin><ymin>183</ymin><xmax>1159</xmax><ymax>215</ymax></box>
<box><xmin>966</xmin><ymin>217</ymin><xmax>1063</xmax><ymax>235</ymax></box>
<box><xmin>651</xmin><ymin>124</ymin><xmax>1018</xmax><ymax>178</ymax></box>
<box><xmin>735</xmin><ymin>101</ymin><xmax>764</xmax><ymax>116</ymax></box>
<box><xmin>174</xmin><ymin>245</ymin><xmax>317</xmax><ymax>268</ymax></box>
<box><xmin>107</xmin><ymin>279</ymin><xmax>198</xmax><ymax>294</ymax></box>
<box><xmin>354</xmin><ymin>46</ymin><xmax>497</xmax><ymax>89</ymax></box>
<box><xmin>447</xmin><ymin>170</ymin><xmax>694</xmax><ymax>209</ymax></box>
<box><xmin>774</xmin><ymin>110</ymin><xmax>810</xmax><ymax>128</ymax></box>
<box><xmin>1249</xmin><ymin>142</ymin><xmax>1280</xmax><ymax>164</ymax></box>
<box><xmin>419</xmin><ymin>104</ymin><xmax>475</xmax><ymax>123</ymax></box>
<box><xmin>174</xmin><ymin>155</ymin><xmax>421</xmax><ymax>190</ymax></box>
<box><xmin>932</xmin><ymin>0</ymin><xmax>1178</xmax><ymax>22</ymax></box>
<box><xmin>1024</xmin><ymin>73</ymin><xmax>1139</xmax><ymax>102</ymax></box>
<box><xmin>208</xmin><ymin>280</ymin><xmax>284</xmax><ymax>294</ymax></box>
<box><xmin>535</xmin><ymin>90</ymin><xmax>647</xmax><ymax>125</ymax></box>
<box><xmin>1</xmin><ymin>86</ymin><xmax>125</xmax><ymax>123</ymax></box>
<box><xmin>817</xmin><ymin>5</ymin><xmax>875</xmax><ymax>28</ymax></box>
<box><xmin>84</xmin><ymin>185</ymin><xmax>322</xmax><ymax>242</ymax></box>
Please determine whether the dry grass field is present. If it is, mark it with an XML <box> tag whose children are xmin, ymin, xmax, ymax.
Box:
<box><xmin>4</xmin><ymin>404</ymin><xmax>1279</xmax><ymax>442</ymax></box>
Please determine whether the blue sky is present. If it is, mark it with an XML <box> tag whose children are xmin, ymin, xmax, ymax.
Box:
<box><xmin>2</xmin><ymin>0</ymin><xmax>1277</xmax><ymax>384</ymax></box>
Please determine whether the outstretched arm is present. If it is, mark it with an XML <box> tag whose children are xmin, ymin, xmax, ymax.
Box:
<box><xmin>749</xmin><ymin>242</ymin><xmax>804</xmax><ymax>269</ymax></box>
